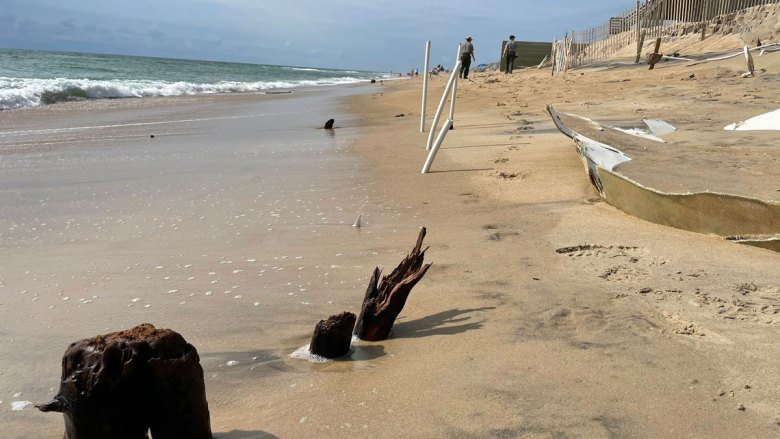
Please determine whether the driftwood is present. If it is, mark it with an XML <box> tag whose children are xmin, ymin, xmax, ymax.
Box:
<box><xmin>37</xmin><ymin>323</ymin><xmax>212</xmax><ymax>439</ymax></box>
<box><xmin>354</xmin><ymin>227</ymin><xmax>432</xmax><ymax>341</ymax></box>
<box><xmin>309</xmin><ymin>312</ymin><xmax>356</xmax><ymax>358</ymax></box>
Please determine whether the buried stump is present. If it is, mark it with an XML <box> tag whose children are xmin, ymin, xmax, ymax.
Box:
<box><xmin>309</xmin><ymin>311</ymin><xmax>357</xmax><ymax>358</ymax></box>
<box><xmin>354</xmin><ymin>227</ymin><xmax>432</xmax><ymax>341</ymax></box>
<box><xmin>37</xmin><ymin>323</ymin><xmax>212</xmax><ymax>439</ymax></box>
<box><xmin>324</xmin><ymin>118</ymin><xmax>335</xmax><ymax>129</ymax></box>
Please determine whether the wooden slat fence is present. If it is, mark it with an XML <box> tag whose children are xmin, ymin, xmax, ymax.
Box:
<box><xmin>551</xmin><ymin>0</ymin><xmax>780</xmax><ymax>73</ymax></box>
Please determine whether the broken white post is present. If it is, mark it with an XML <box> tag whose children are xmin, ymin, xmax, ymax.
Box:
<box><xmin>425</xmin><ymin>60</ymin><xmax>461</xmax><ymax>150</ymax></box>
<box><xmin>741</xmin><ymin>45</ymin><xmax>755</xmax><ymax>78</ymax></box>
<box><xmin>537</xmin><ymin>54</ymin><xmax>548</xmax><ymax>69</ymax></box>
<box><xmin>420</xmin><ymin>40</ymin><xmax>431</xmax><ymax>133</ymax></box>
<box><xmin>421</xmin><ymin>118</ymin><xmax>453</xmax><ymax>174</ymax></box>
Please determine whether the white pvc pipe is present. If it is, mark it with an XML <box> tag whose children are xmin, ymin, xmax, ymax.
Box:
<box><xmin>421</xmin><ymin>118</ymin><xmax>453</xmax><ymax>174</ymax></box>
<box><xmin>448</xmin><ymin>44</ymin><xmax>461</xmax><ymax>121</ymax></box>
<box><xmin>420</xmin><ymin>41</ymin><xmax>431</xmax><ymax>133</ymax></box>
<box><xmin>426</xmin><ymin>60</ymin><xmax>461</xmax><ymax>150</ymax></box>
<box><xmin>448</xmin><ymin>75</ymin><xmax>458</xmax><ymax>121</ymax></box>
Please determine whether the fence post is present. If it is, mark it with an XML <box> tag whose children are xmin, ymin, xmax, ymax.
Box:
<box><xmin>420</xmin><ymin>40</ymin><xmax>431</xmax><ymax>133</ymax></box>
<box><xmin>421</xmin><ymin>118</ymin><xmax>453</xmax><ymax>174</ymax></box>
<box><xmin>425</xmin><ymin>59</ymin><xmax>461</xmax><ymax>150</ymax></box>
<box><xmin>635</xmin><ymin>1</ymin><xmax>642</xmax><ymax>63</ymax></box>
<box><xmin>449</xmin><ymin>44</ymin><xmax>461</xmax><ymax>121</ymax></box>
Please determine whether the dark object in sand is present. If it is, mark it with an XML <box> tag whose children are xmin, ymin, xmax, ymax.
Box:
<box><xmin>354</xmin><ymin>227</ymin><xmax>432</xmax><ymax>341</ymax></box>
<box><xmin>309</xmin><ymin>312</ymin><xmax>356</xmax><ymax>358</ymax></box>
<box><xmin>647</xmin><ymin>37</ymin><xmax>663</xmax><ymax>70</ymax></box>
<box><xmin>370</xmin><ymin>79</ymin><xmax>376</xmax><ymax>83</ymax></box>
<box><xmin>324</xmin><ymin>119</ymin><xmax>335</xmax><ymax>129</ymax></box>
<box><xmin>647</xmin><ymin>52</ymin><xmax>663</xmax><ymax>68</ymax></box>
<box><xmin>37</xmin><ymin>323</ymin><xmax>212</xmax><ymax>439</ymax></box>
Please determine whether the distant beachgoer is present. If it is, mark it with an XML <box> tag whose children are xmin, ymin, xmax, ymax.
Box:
<box><xmin>503</xmin><ymin>35</ymin><xmax>518</xmax><ymax>74</ymax></box>
<box><xmin>460</xmin><ymin>36</ymin><xmax>475</xmax><ymax>80</ymax></box>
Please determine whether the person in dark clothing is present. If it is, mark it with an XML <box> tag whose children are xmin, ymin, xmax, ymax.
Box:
<box><xmin>503</xmin><ymin>35</ymin><xmax>518</xmax><ymax>74</ymax></box>
<box><xmin>460</xmin><ymin>36</ymin><xmax>475</xmax><ymax>79</ymax></box>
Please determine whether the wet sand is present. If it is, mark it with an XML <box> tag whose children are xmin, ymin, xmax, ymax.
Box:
<box><xmin>0</xmin><ymin>87</ymin><xmax>428</xmax><ymax>438</ymax></box>
<box><xmin>2</xmin><ymin>48</ymin><xmax>780</xmax><ymax>438</ymax></box>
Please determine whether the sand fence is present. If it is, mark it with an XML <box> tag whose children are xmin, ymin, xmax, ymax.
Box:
<box><xmin>551</xmin><ymin>0</ymin><xmax>780</xmax><ymax>73</ymax></box>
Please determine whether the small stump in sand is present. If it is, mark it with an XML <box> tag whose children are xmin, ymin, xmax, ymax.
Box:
<box><xmin>646</xmin><ymin>52</ymin><xmax>663</xmax><ymax>69</ymax></box>
<box><xmin>324</xmin><ymin>118</ymin><xmax>335</xmax><ymax>129</ymax></box>
<box><xmin>37</xmin><ymin>323</ymin><xmax>212</xmax><ymax>439</ymax></box>
<box><xmin>309</xmin><ymin>312</ymin><xmax>356</xmax><ymax>358</ymax></box>
<box><xmin>354</xmin><ymin>227</ymin><xmax>432</xmax><ymax>341</ymax></box>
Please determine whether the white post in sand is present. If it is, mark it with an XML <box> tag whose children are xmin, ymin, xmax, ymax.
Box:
<box><xmin>421</xmin><ymin>118</ymin><xmax>453</xmax><ymax>174</ymax></box>
<box><xmin>420</xmin><ymin>40</ymin><xmax>431</xmax><ymax>133</ymax></box>
<box><xmin>425</xmin><ymin>60</ymin><xmax>461</xmax><ymax>150</ymax></box>
<box><xmin>448</xmin><ymin>44</ymin><xmax>461</xmax><ymax>121</ymax></box>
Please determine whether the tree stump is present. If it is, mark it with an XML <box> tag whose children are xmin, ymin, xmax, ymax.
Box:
<box><xmin>354</xmin><ymin>227</ymin><xmax>432</xmax><ymax>341</ymax></box>
<box><xmin>647</xmin><ymin>37</ymin><xmax>663</xmax><ymax>70</ymax></box>
<box><xmin>324</xmin><ymin>119</ymin><xmax>335</xmax><ymax>129</ymax></box>
<box><xmin>37</xmin><ymin>323</ymin><xmax>212</xmax><ymax>439</ymax></box>
<box><xmin>309</xmin><ymin>312</ymin><xmax>356</xmax><ymax>358</ymax></box>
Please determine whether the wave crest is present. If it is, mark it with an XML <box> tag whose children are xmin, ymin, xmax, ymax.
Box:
<box><xmin>0</xmin><ymin>76</ymin><xmax>374</xmax><ymax>110</ymax></box>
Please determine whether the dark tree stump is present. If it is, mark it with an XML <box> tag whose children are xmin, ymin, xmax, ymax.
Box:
<box><xmin>37</xmin><ymin>323</ymin><xmax>212</xmax><ymax>439</ymax></box>
<box><xmin>309</xmin><ymin>312</ymin><xmax>356</xmax><ymax>358</ymax></box>
<box><xmin>354</xmin><ymin>227</ymin><xmax>432</xmax><ymax>341</ymax></box>
<box><xmin>324</xmin><ymin>119</ymin><xmax>335</xmax><ymax>129</ymax></box>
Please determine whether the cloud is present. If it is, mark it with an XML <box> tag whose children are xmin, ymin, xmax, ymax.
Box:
<box><xmin>0</xmin><ymin>0</ymin><xmax>646</xmax><ymax>71</ymax></box>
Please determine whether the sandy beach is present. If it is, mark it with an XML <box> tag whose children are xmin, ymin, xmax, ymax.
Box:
<box><xmin>335</xmin><ymin>49</ymin><xmax>780</xmax><ymax>437</ymax></box>
<box><xmin>3</xmin><ymin>43</ymin><xmax>780</xmax><ymax>439</ymax></box>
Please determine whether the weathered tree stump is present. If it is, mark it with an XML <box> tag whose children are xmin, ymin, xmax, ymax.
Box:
<box><xmin>354</xmin><ymin>227</ymin><xmax>432</xmax><ymax>341</ymax></box>
<box><xmin>37</xmin><ymin>323</ymin><xmax>212</xmax><ymax>439</ymax></box>
<box><xmin>647</xmin><ymin>37</ymin><xmax>663</xmax><ymax>70</ymax></box>
<box><xmin>324</xmin><ymin>119</ymin><xmax>335</xmax><ymax>129</ymax></box>
<box><xmin>646</xmin><ymin>52</ymin><xmax>663</xmax><ymax>68</ymax></box>
<box><xmin>309</xmin><ymin>312</ymin><xmax>356</xmax><ymax>358</ymax></box>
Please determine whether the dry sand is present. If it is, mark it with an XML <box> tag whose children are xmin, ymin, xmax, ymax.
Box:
<box><xmin>332</xmin><ymin>46</ymin><xmax>780</xmax><ymax>437</ymax></box>
<box><xmin>2</xmin><ymin>41</ymin><xmax>780</xmax><ymax>439</ymax></box>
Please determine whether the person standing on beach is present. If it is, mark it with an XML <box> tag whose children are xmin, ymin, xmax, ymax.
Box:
<box><xmin>460</xmin><ymin>36</ymin><xmax>475</xmax><ymax>80</ymax></box>
<box><xmin>503</xmin><ymin>35</ymin><xmax>518</xmax><ymax>74</ymax></box>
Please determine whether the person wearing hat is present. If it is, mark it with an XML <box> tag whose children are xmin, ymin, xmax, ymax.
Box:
<box><xmin>459</xmin><ymin>36</ymin><xmax>475</xmax><ymax>79</ymax></box>
<box><xmin>503</xmin><ymin>35</ymin><xmax>518</xmax><ymax>74</ymax></box>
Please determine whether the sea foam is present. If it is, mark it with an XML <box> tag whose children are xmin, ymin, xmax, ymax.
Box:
<box><xmin>0</xmin><ymin>76</ymin><xmax>371</xmax><ymax>110</ymax></box>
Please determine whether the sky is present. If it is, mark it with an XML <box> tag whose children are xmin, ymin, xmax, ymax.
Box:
<box><xmin>1</xmin><ymin>0</ymin><xmax>626</xmax><ymax>72</ymax></box>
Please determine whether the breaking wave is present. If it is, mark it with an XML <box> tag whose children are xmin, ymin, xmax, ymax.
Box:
<box><xmin>0</xmin><ymin>76</ymin><xmax>374</xmax><ymax>110</ymax></box>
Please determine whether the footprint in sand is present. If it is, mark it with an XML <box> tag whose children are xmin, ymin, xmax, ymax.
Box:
<box><xmin>491</xmin><ymin>171</ymin><xmax>524</xmax><ymax>180</ymax></box>
<box><xmin>526</xmin><ymin>304</ymin><xmax>657</xmax><ymax>346</ymax></box>
<box><xmin>459</xmin><ymin>193</ymin><xmax>480</xmax><ymax>204</ymax></box>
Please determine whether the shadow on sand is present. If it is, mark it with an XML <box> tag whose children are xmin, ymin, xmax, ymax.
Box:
<box><xmin>392</xmin><ymin>307</ymin><xmax>494</xmax><ymax>338</ymax></box>
<box><xmin>427</xmin><ymin>168</ymin><xmax>494</xmax><ymax>174</ymax></box>
<box><xmin>216</xmin><ymin>430</ymin><xmax>279</xmax><ymax>439</ymax></box>
<box><xmin>347</xmin><ymin>344</ymin><xmax>387</xmax><ymax>361</ymax></box>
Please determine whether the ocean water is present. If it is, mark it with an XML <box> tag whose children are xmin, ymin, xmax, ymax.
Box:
<box><xmin>0</xmin><ymin>48</ymin><xmax>389</xmax><ymax>110</ymax></box>
<box><xmin>0</xmin><ymin>72</ymin><xmax>419</xmax><ymax>437</ymax></box>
